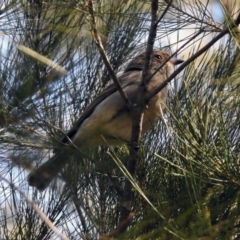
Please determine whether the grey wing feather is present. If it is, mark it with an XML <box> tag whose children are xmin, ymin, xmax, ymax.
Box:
<box><xmin>59</xmin><ymin>71</ymin><xmax>142</xmax><ymax>146</ymax></box>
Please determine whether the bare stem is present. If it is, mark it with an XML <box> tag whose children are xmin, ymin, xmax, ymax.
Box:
<box><xmin>117</xmin><ymin>0</ymin><xmax>160</xmax><ymax>236</ymax></box>
<box><xmin>87</xmin><ymin>0</ymin><xmax>131</xmax><ymax>106</ymax></box>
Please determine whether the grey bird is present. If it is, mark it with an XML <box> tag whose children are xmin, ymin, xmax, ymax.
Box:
<box><xmin>27</xmin><ymin>50</ymin><xmax>183</xmax><ymax>191</ymax></box>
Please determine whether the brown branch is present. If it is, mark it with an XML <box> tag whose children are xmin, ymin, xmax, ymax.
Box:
<box><xmin>87</xmin><ymin>0</ymin><xmax>131</xmax><ymax>106</ymax></box>
<box><xmin>117</xmin><ymin>0</ymin><xmax>160</xmax><ymax>236</ymax></box>
<box><xmin>146</xmin><ymin>12</ymin><xmax>240</xmax><ymax>102</ymax></box>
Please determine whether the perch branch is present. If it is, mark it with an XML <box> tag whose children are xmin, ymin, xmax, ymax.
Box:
<box><xmin>117</xmin><ymin>0</ymin><xmax>162</xmax><ymax>236</ymax></box>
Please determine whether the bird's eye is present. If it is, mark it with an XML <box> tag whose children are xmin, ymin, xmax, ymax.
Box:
<box><xmin>154</xmin><ymin>55</ymin><xmax>162</xmax><ymax>60</ymax></box>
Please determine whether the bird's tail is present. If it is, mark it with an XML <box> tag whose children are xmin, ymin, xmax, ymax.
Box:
<box><xmin>27</xmin><ymin>151</ymin><xmax>73</xmax><ymax>191</ymax></box>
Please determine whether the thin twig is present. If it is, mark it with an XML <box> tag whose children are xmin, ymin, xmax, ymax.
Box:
<box><xmin>0</xmin><ymin>174</ymin><xmax>69</xmax><ymax>240</ymax></box>
<box><xmin>0</xmin><ymin>139</ymin><xmax>46</xmax><ymax>149</ymax></box>
<box><xmin>87</xmin><ymin>0</ymin><xmax>131</xmax><ymax>106</ymax></box>
<box><xmin>164</xmin><ymin>0</ymin><xmax>223</xmax><ymax>31</ymax></box>
<box><xmin>146</xmin><ymin>12</ymin><xmax>240</xmax><ymax>101</ymax></box>
<box><xmin>156</xmin><ymin>0</ymin><xmax>173</xmax><ymax>25</ymax></box>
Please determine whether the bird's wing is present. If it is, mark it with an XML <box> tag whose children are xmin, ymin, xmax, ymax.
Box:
<box><xmin>59</xmin><ymin>70</ymin><xmax>143</xmax><ymax>146</ymax></box>
<box><xmin>60</xmin><ymin>83</ymin><xmax>119</xmax><ymax>145</ymax></box>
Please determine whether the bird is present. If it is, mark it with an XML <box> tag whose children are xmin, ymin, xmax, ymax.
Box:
<box><xmin>27</xmin><ymin>50</ymin><xmax>183</xmax><ymax>191</ymax></box>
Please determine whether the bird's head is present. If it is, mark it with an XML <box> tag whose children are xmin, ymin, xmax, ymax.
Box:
<box><xmin>124</xmin><ymin>50</ymin><xmax>183</xmax><ymax>73</ymax></box>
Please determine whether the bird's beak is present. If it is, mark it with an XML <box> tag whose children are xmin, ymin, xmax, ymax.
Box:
<box><xmin>172</xmin><ymin>59</ymin><xmax>184</xmax><ymax>65</ymax></box>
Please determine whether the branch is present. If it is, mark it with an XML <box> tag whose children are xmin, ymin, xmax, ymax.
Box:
<box><xmin>146</xmin><ymin>12</ymin><xmax>240</xmax><ymax>102</ymax></box>
<box><xmin>87</xmin><ymin>0</ymin><xmax>131</xmax><ymax>106</ymax></box>
<box><xmin>0</xmin><ymin>174</ymin><xmax>69</xmax><ymax>240</ymax></box>
<box><xmin>117</xmin><ymin>0</ymin><xmax>161</xmax><ymax>235</ymax></box>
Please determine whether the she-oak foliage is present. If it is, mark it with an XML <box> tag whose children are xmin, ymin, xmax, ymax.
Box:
<box><xmin>0</xmin><ymin>0</ymin><xmax>240</xmax><ymax>239</ymax></box>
